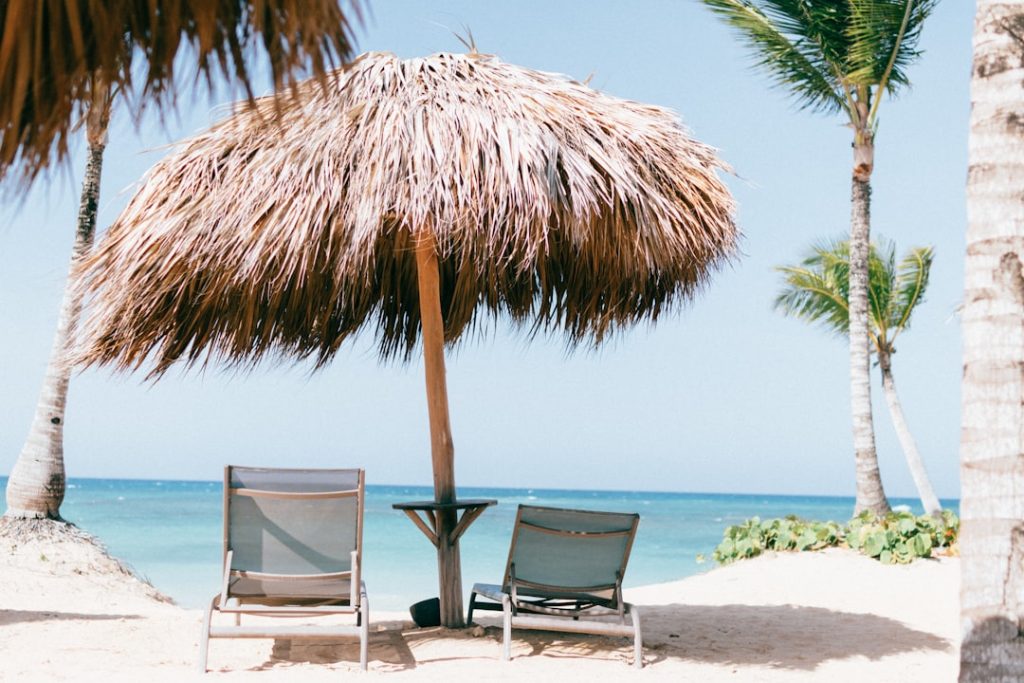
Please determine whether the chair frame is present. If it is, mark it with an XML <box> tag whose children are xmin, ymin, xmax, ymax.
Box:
<box><xmin>467</xmin><ymin>504</ymin><xmax>643</xmax><ymax>668</ymax></box>
<box><xmin>198</xmin><ymin>466</ymin><xmax>369</xmax><ymax>673</ymax></box>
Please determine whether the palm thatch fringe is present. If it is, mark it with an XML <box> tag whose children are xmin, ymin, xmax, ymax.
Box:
<box><xmin>0</xmin><ymin>0</ymin><xmax>362</xmax><ymax>187</ymax></box>
<box><xmin>75</xmin><ymin>51</ymin><xmax>738</xmax><ymax>375</ymax></box>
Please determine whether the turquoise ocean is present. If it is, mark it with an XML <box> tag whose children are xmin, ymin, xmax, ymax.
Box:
<box><xmin>0</xmin><ymin>477</ymin><xmax>956</xmax><ymax>612</ymax></box>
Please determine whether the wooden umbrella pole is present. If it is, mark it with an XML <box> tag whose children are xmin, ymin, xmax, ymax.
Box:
<box><xmin>414</xmin><ymin>230</ymin><xmax>465</xmax><ymax>628</ymax></box>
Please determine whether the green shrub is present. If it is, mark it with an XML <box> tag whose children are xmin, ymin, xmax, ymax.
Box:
<box><xmin>846</xmin><ymin>509</ymin><xmax>959</xmax><ymax>564</ymax></box>
<box><xmin>711</xmin><ymin>510</ymin><xmax>959</xmax><ymax>566</ymax></box>
<box><xmin>711</xmin><ymin>516</ymin><xmax>842</xmax><ymax>565</ymax></box>
<box><xmin>711</xmin><ymin>516</ymin><xmax>764</xmax><ymax>564</ymax></box>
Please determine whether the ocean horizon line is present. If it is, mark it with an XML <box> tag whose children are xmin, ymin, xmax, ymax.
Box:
<box><xmin>37</xmin><ymin>475</ymin><xmax>960</xmax><ymax>506</ymax></box>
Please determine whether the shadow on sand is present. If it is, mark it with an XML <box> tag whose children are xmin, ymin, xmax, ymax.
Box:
<box><xmin>247</xmin><ymin>603</ymin><xmax>950</xmax><ymax>672</ymax></box>
<box><xmin>261</xmin><ymin>618</ymin><xmax>421</xmax><ymax>673</ymax></box>
<box><xmin>0</xmin><ymin>609</ymin><xmax>143</xmax><ymax>625</ymax></box>
<box><xmin>641</xmin><ymin>603</ymin><xmax>952</xmax><ymax>670</ymax></box>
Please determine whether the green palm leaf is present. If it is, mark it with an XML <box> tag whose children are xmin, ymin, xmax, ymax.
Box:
<box><xmin>761</xmin><ymin>1</ymin><xmax>852</xmax><ymax>68</ymax></box>
<box><xmin>775</xmin><ymin>238</ymin><xmax>851</xmax><ymax>336</ymax></box>
<box><xmin>847</xmin><ymin>0</ymin><xmax>939</xmax><ymax>92</ymax></box>
<box><xmin>776</xmin><ymin>238</ymin><xmax>933</xmax><ymax>353</ymax></box>
<box><xmin>890</xmin><ymin>246</ymin><xmax>934</xmax><ymax>339</ymax></box>
<box><xmin>704</xmin><ymin>0</ymin><xmax>846</xmax><ymax>113</ymax></box>
<box><xmin>868</xmin><ymin>238</ymin><xmax>896</xmax><ymax>334</ymax></box>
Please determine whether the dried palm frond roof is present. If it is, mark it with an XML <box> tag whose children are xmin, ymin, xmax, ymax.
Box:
<box><xmin>0</xmin><ymin>0</ymin><xmax>362</xmax><ymax>187</ymax></box>
<box><xmin>76</xmin><ymin>51</ymin><xmax>738</xmax><ymax>375</ymax></box>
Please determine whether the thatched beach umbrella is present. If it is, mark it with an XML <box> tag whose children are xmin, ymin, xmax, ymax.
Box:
<box><xmin>75</xmin><ymin>51</ymin><xmax>737</xmax><ymax>627</ymax></box>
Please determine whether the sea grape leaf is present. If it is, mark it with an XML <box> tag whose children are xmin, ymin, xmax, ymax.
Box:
<box><xmin>797</xmin><ymin>529</ymin><xmax>817</xmax><ymax>550</ymax></box>
<box><xmin>913</xmin><ymin>533</ymin><xmax>932</xmax><ymax>557</ymax></box>
<box><xmin>864</xmin><ymin>532</ymin><xmax>886</xmax><ymax>557</ymax></box>
<box><xmin>898</xmin><ymin>516</ymin><xmax>917</xmax><ymax>534</ymax></box>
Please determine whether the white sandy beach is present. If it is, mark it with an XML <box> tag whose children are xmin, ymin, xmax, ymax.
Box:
<box><xmin>0</xmin><ymin>530</ymin><xmax>958</xmax><ymax>682</ymax></box>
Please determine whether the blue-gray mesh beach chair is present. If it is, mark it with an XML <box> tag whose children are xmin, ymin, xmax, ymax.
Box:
<box><xmin>198</xmin><ymin>466</ymin><xmax>369</xmax><ymax>672</ymax></box>
<box><xmin>468</xmin><ymin>504</ymin><xmax>643</xmax><ymax>668</ymax></box>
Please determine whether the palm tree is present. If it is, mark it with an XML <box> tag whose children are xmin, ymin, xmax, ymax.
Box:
<box><xmin>703</xmin><ymin>0</ymin><xmax>938</xmax><ymax>514</ymax></box>
<box><xmin>2</xmin><ymin>1</ymin><xmax>361</xmax><ymax>521</ymax></box>
<box><xmin>960</xmin><ymin>1</ymin><xmax>1024</xmax><ymax>679</ymax></box>
<box><xmin>4</xmin><ymin>75</ymin><xmax>111</xmax><ymax>519</ymax></box>
<box><xmin>775</xmin><ymin>238</ymin><xmax>941</xmax><ymax>516</ymax></box>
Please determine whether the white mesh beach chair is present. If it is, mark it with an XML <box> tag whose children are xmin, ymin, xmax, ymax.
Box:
<box><xmin>468</xmin><ymin>504</ymin><xmax>643</xmax><ymax>668</ymax></box>
<box><xmin>198</xmin><ymin>466</ymin><xmax>369</xmax><ymax>672</ymax></box>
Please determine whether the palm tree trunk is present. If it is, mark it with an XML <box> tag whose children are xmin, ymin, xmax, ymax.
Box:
<box><xmin>4</xmin><ymin>78</ymin><xmax>111</xmax><ymax>520</ymax></box>
<box><xmin>877</xmin><ymin>351</ymin><xmax>941</xmax><ymax>516</ymax></box>
<box><xmin>849</xmin><ymin>139</ymin><xmax>890</xmax><ymax>516</ymax></box>
<box><xmin>960</xmin><ymin>2</ymin><xmax>1024</xmax><ymax>679</ymax></box>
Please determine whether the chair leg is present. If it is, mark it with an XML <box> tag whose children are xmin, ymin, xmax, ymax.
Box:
<box><xmin>501</xmin><ymin>594</ymin><xmax>512</xmax><ymax>662</ymax></box>
<box><xmin>629</xmin><ymin>604</ymin><xmax>643</xmax><ymax>669</ymax></box>
<box><xmin>467</xmin><ymin>590</ymin><xmax>477</xmax><ymax>625</ymax></box>
<box><xmin>197</xmin><ymin>596</ymin><xmax>216</xmax><ymax>674</ymax></box>
<box><xmin>359</xmin><ymin>584</ymin><xmax>369</xmax><ymax>672</ymax></box>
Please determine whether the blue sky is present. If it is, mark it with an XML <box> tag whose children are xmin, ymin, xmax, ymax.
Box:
<box><xmin>0</xmin><ymin>1</ymin><xmax>972</xmax><ymax>499</ymax></box>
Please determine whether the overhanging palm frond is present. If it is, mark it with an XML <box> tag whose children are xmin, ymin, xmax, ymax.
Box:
<box><xmin>703</xmin><ymin>0</ymin><xmax>846</xmax><ymax>113</ymax></box>
<box><xmin>0</xmin><ymin>0</ymin><xmax>363</xmax><ymax>189</ymax></box>
<box><xmin>890</xmin><ymin>245</ymin><xmax>933</xmax><ymax>337</ymax></box>
<box><xmin>846</xmin><ymin>0</ymin><xmax>939</xmax><ymax>93</ymax></box>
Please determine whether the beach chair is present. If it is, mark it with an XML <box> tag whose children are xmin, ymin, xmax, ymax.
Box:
<box><xmin>467</xmin><ymin>504</ymin><xmax>643</xmax><ymax>668</ymax></box>
<box><xmin>198</xmin><ymin>466</ymin><xmax>369</xmax><ymax>673</ymax></box>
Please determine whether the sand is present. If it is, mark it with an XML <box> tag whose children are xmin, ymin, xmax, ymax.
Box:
<box><xmin>0</xmin><ymin>523</ymin><xmax>958</xmax><ymax>682</ymax></box>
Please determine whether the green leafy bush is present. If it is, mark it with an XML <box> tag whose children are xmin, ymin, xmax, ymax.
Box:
<box><xmin>711</xmin><ymin>510</ymin><xmax>959</xmax><ymax>566</ymax></box>
<box><xmin>846</xmin><ymin>509</ymin><xmax>959</xmax><ymax>564</ymax></box>
<box><xmin>711</xmin><ymin>516</ymin><xmax>842</xmax><ymax>565</ymax></box>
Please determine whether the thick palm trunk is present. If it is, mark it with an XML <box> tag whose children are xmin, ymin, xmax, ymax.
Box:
<box><xmin>849</xmin><ymin>141</ymin><xmax>890</xmax><ymax>516</ymax></box>
<box><xmin>877</xmin><ymin>351</ymin><xmax>941</xmax><ymax>516</ymax></box>
<box><xmin>4</xmin><ymin>80</ymin><xmax>110</xmax><ymax>520</ymax></box>
<box><xmin>960</xmin><ymin>2</ymin><xmax>1024</xmax><ymax>679</ymax></box>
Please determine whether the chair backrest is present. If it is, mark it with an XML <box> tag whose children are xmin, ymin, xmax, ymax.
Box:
<box><xmin>223</xmin><ymin>466</ymin><xmax>364</xmax><ymax>600</ymax></box>
<box><xmin>503</xmin><ymin>504</ymin><xmax>639</xmax><ymax>603</ymax></box>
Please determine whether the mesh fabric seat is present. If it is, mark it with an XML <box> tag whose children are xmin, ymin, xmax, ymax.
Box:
<box><xmin>468</xmin><ymin>504</ymin><xmax>643</xmax><ymax>668</ymax></box>
<box><xmin>198</xmin><ymin>466</ymin><xmax>369</xmax><ymax>673</ymax></box>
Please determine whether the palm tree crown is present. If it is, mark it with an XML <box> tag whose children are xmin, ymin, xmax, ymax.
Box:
<box><xmin>703</xmin><ymin>0</ymin><xmax>937</xmax><ymax>130</ymax></box>
<box><xmin>775</xmin><ymin>238</ymin><xmax>933</xmax><ymax>357</ymax></box>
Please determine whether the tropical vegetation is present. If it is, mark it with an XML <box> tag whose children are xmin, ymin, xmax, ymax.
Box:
<box><xmin>775</xmin><ymin>238</ymin><xmax>941</xmax><ymax>515</ymax></box>
<box><xmin>703</xmin><ymin>0</ymin><xmax>938</xmax><ymax>515</ymax></box>
<box><xmin>712</xmin><ymin>510</ymin><xmax>959</xmax><ymax>565</ymax></box>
